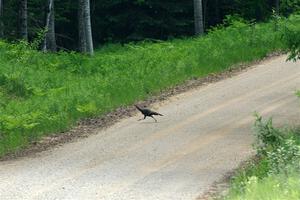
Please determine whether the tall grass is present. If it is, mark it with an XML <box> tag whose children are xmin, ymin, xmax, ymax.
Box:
<box><xmin>226</xmin><ymin>171</ymin><xmax>300</xmax><ymax>200</ymax></box>
<box><xmin>224</xmin><ymin>116</ymin><xmax>300</xmax><ymax>200</ymax></box>
<box><xmin>0</xmin><ymin>15</ymin><xmax>299</xmax><ymax>157</ymax></box>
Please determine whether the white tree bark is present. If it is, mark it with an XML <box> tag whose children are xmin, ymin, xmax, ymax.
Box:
<box><xmin>43</xmin><ymin>0</ymin><xmax>57</xmax><ymax>52</ymax></box>
<box><xmin>19</xmin><ymin>0</ymin><xmax>28</xmax><ymax>40</ymax></box>
<box><xmin>193</xmin><ymin>0</ymin><xmax>204</xmax><ymax>35</ymax></box>
<box><xmin>0</xmin><ymin>0</ymin><xmax>3</xmax><ymax>38</ymax></box>
<box><xmin>78</xmin><ymin>0</ymin><xmax>94</xmax><ymax>55</ymax></box>
<box><xmin>78</xmin><ymin>0</ymin><xmax>86</xmax><ymax>53</ymax></box>
<box><xmin>83</xmin><ymin>0</ymin><xmax>93</xmax><ymax>55</ymax></box>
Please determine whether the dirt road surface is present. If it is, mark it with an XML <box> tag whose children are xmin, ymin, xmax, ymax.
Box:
<box><xmin>0</xmin><ymin>56</ymin><xmax>299</xmax><ymax>200</ymax></box>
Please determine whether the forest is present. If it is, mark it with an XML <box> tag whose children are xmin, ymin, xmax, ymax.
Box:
<box><xmin>0</xmin><ymin>0</ymin><xmax>299</xmax><ymax>52</ymax></box>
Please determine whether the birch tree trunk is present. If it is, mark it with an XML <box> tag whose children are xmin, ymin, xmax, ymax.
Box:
<box><xmin>83</xmin><ymin>0</ymin><xmax>93</xmax><ymax>55</ymax></box>
<box><xmin>78</xmin><ymin>0</ymin><xmax>93</xmax><ymax>55</ymax></box>
<box><xmin>78</xmin><ymin>0</ymin><xmax>86</xmax><ymax>53</ymax></box>
<box><xmin>193</xmin><ymin>0</ymin><xmax>204</xmax><ymax>35</ymax></box>
<box><xmin>43</xmin><ymin>0</ymin><xmax>57</xmax><ymax>52</ymax></box>
<box><xmin>19</xmin><ymin>0</ymin><xmax>28</xmax><ymax>40</ymax></box>
<box><xmin>0</xmin><ymin>0</ymin><xmax>3</xmax><ymax>38</ymax></box>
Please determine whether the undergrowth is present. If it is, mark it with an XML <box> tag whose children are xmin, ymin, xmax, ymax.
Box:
<box><xmin>0</xmin><ymin>15</ymin><xmax>300</xmax><ymax>157</ymax></box>
<box><xmin>223</xmin><ymin>14</ymin><xmax>300</xmax><ymax>200</ymax></box>
<box><xmin>224</xmin><ymin>116</ymin><xmax>300</xmax><ymax>200</ymax></box>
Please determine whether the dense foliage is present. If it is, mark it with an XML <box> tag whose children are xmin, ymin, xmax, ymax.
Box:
<box><xmin>1</xmin><ymin>0</ymin><xmax>299</xmax><ymax>49</ymax></box>
<box><xmin>1</xmin><ymin>15</ymin><xmax>298</xmax><ymax>157</ymax></box>
<box><xmin>224</xmin><ymin>116</ymin><xmax>300</xmax><ymax>200</ymax></box>
<box><xmin>283</xmin><ymin>14</ymin><xmax>300</xmax><ymax>61</ymax></box>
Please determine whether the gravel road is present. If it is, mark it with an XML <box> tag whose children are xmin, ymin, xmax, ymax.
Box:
<box><xmin>0</xmin><ymin>55</ymin><xmax>299</xmax><ymax>200</ymax></box>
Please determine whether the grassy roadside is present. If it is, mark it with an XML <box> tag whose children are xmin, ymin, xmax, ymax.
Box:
<box><xmin>223</xmin><ymin>113</ymin><xmax>300</xmax><ymax>200</ymax></box>
<box><xmin>222</xmin><ymin>14</ymin><xmax>300</xmax><ymax>200</ymax></box>
<box><xmin>0</xmin><ymin>15</ymin><xmax>299</xmax><ymax>158</ymax></box>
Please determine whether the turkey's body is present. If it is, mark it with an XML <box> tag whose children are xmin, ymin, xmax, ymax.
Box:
<box><xmin>135</xmin><ymin>105</ymin><xmax>163</xmax><ymax>122</ymax></box>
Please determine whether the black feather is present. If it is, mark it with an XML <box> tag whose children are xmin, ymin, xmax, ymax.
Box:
<box><xmin>135</xmin><ymin>105</ymin><xmax>163</xmax><ymax>122</ymax></box>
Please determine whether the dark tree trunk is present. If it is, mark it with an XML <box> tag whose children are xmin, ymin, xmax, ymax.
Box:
<box><xmin>215</xmin><ymin>0</ymin><xmax>220</xmax><ymax>24</ymax></box>
<box><xmin>193</xmin><ymin>0</ymin><xmax>204</xmax><ymax>35</ymax></box>
<box><xmin>43</xmin><ymin>0</ymin><xmax>57</xmax><ymax>52</ymax></box>
<box><xmin>19</xmin><ymin>0</ymin><xmax>28</xmax><ymax>40</ymax></box>
<box><xmin>203</xmin><ymin>0</ymin><xmax>208</xmax><ymax>31</ymax></box>
<box><xmin>0</xmin><ymin>0</ymin><xmax>3</xmax><ymax>38</ymax></box>
<box><xmin>275</xmin><ymin>0</ymin><xmax>280</xmax><ymax>15</ymax></box>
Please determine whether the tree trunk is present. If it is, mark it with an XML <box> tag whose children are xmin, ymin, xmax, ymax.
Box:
<box><xmin>275</xmin><ymin>0</ymin><xmax>280</xmax><ymax>15</ymax></box>
<box><xmin>19</xmin><ymin>0</ymin><xmax>28</xmax><ymax>40</ymax></box>
<box><xmin>83</xmin><ymin>0</ymin><xmax>93</xmax><ymax>55</ymax></box>
<box><xmin>203</xmin><ymin>0</ymin><xmax>208</xmax><ymax>31</ymax></box>
<box><xmin>78</xmin><ymin>0</ymin><xmax>86</xmax><ymax>53</ymax></box>
<box><xmin>215</xmin><ymin>0</ymin><xmax>220</xmax><ymax>24</ymax></box>
<box><xmin>43</xmin><ymin>0</ymin><xmax>57</xmax><ymax>52</ymax></box>
<box><xmin>0</xmin><ymin>0</ymin><xmax>3</xmax><ymax>38</ymax></box>
<box><xmin>78</xmin><ymin>0</ymin><xmax>94</xmax><ymax>55</ymax></box>
<box><xmin>193</xmin><ymin>0</ymin><xmax>204</xmax><ymax>35</ymax></box>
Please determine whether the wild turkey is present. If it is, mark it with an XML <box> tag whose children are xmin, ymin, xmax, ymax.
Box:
<box><xmin>135</xmin><ymin>105</ymin><xmax>163</xmax><ymax>122</ymax></box>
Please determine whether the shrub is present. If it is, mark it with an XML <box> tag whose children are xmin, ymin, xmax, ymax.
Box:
<box><xmin>282</xmin><ymin>14</ymin><xmax>300</xmax><ymax>61</ymax></box>
<box><xmin>225</xmin><ymin>116</ymin><xmax>300</xmax><ymax>199</ymax></box>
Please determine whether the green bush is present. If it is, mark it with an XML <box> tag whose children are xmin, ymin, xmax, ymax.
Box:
<box><xmin>254</xmin><ymin>115</ymin><xmax>284</xmax><ymax>155</ymax></box>
<box><xmin>282</xmin><ymin>14</ymin><xmax>300</xmax><ymax>61</ymax></box>
<box><xmin>224</xmin><ymin>117</ymin><xmax>300</xmax><ymax>200</ymax></box>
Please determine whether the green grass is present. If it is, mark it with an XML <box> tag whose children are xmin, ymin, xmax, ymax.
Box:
<box><xmin>0</xmin><ymin>15</ymin><xmax>299</xmax><ymax>157</ymax></box>
<box><xmin>224</xmin><ymin>117</ymin><xmax>300</xmax><ymax>200</ymax></box>
<box><xmin>226</xmin><ymin>171</ymin><xmax>300</xmax><ymax>200</ymax></box>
